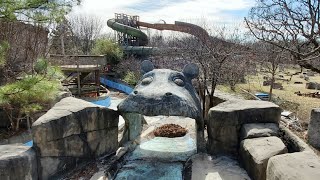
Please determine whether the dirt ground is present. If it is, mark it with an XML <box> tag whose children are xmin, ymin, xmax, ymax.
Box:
<box><xmin>224</xmin><ymin>69</ymin><xmax>320</xmax><ymax>123</ymax></box>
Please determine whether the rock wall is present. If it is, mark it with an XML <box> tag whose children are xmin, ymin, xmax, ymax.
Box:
<box><xmin>32</xmin><ymin>97</ymin><xmax>119</xmax><ymax>179</ymax></box>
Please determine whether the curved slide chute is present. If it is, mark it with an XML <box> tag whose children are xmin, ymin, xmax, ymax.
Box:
<box><xmin>107</xmin><ymin>19</ymin><xmax>148</xmax><ymax>46</ymax></box>
<box><xmin>137</xmin><ymin>21</ymin><xmax>210</xmax><ymax>44</ymax></box>
<box><xmin>107</xmin><ymin>17</ymin><xmax>210</xmax><ymax>56</ymax></box>
<box><xmin>107</xmin><ymin>19</ymin><xmax>154</xmax><ymax>55</ymax></box>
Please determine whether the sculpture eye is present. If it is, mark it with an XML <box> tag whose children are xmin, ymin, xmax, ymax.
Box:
<box><xmin>173</xmin><ymin>77</ymin><xmax>185</xmax><ymax>86</ymax></box>
<box><xmin>141</xmin><ymin>77</ymin><xmax>153</xmax><ymax>85</ymax></box>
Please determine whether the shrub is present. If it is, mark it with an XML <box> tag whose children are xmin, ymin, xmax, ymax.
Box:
<box><xmin>0</xmin><ymin>59</ymin><xmax>63</xmax><ymax>130</ymax></box>
<box><xmin>0</xmin><ymin>41</ymin><xmax>9</xmax><ymax>66</ymax></box>
<box><xmin>123</xmin><ymin>71</ymin><xmax>139</xmax><ymax>86</ymax></box>
<box><xmin>92</xmin><ymin>38</ymin><xmax>123</xmax><ymax>64</ymax></box>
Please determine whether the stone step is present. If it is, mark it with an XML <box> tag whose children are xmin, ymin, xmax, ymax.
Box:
<box><xmin>240</xmin><ymin>136</ymin><xmax>287</xmax><ymax>180</ymax></box>
<box><xmin>240</xmin><ymin>123</ymin><xmax>279</xmax><ymax>140</ymax></box>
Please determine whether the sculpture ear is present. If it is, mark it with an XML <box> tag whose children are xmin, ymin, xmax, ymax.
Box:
<box><xmin>183</xmin><ymin>63</ymin><xmax>199</xmax><ymax>79</ymax></box>
<box><xmin>141</xmin><ymin>60</ymin><xmax>154</xmax><ymax>73</ymax></box>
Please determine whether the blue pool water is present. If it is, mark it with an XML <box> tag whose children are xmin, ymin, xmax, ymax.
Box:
<box><xmin>24</xmin><ymin>140</ymin><xmax>33</xmax><ymax>147</ymax></box>
<box><xmin>90</xmin><ymin>96</ymin><xmax>112</xmax><ymax>107</ymax></box>
<box><xmin>100</xmin><ymin>77</ymin><xmax>133</xmax><ymax>94</ymax></box>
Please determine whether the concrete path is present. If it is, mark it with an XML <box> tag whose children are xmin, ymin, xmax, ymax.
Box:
<box><xmin>191</xmin><ymin>154</ymin><xmax>250</xmax><ymax>180</ymax></box>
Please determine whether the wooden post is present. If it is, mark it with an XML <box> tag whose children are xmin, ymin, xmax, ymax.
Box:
<box><xmin>96</xmin><ymin>60</ymin><xmax>100</xmax><ymax>96</ymax></box>
<box><xmin>77</xmin><ymin>56</ymin><xmax>81</xmax><ymax>96</ymax></box>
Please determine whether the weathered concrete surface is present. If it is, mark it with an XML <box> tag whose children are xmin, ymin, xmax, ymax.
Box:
<box><xmin>207</xmin><ymin>100</ymin><xmax>281</xmax><ymax>155</ymax></box>
<box><xmin>0</xmin><ymin>145</ymin><xmax>38</xmax><ymax>180</ymax></box>
<box><xmin>129</xmin><ymin>135</ymin><xmax>196</xmax><ymax>162</ymax></box>
<box><xmin>307</xmin><ymin>108</ymin><xmax>320</xmax><ymax>149</ymax></box>
<box><xmin>204</xmin><ymin>90</ymin><xmax>244</xmax><ymax>120</ymax></box>
<box><xmin>129</xmin><ymin>116</ymin><xmax>197</xmax><ymax>162</ymax></box>
<box><xmin>240</xmin><ymin>123</ymin><xmax>279</xmax><ymax>140</ymax></box>
<box><xmin>115</xmin><ymin>161</ymin><xmax>183</xmax><ymax>180</ymax></box>
<box><xmin>266</xmin><ymin>152</ymin><xmax>320</xmax><ymax>180</ymax></box>
<box><xmin>240</xmin><ymin>137</ymin><xmax>287</xmax><ymax>180</ymax></box>
<box><xmin>32</xmin><ymin>97</ymin><xmax>119</xmax><ymax>179</ymax></box>
<box><xmin>119</xmin><ymin>113</ymin><xmax>144</xmax><ymax>145</ymax></box>
<box><xmin>191</xmin><ymin>153</ymin><xmax>250</xmax><ymax>180</ymax></box>
<box><xmin>118</xmin><ymin>61</ymin><xmax>205</xmax><ymax>152</ymax></box>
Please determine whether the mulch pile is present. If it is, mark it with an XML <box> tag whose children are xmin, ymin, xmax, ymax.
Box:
<box><xmin>153</xmin><ymin>124</ymin><xmax>187</xmax><ymax>138</ymax></box>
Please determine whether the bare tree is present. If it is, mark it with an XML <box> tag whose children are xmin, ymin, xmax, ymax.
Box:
<box><xmin>0</xmin><ymin>21</ymin><xmax>48</xmax><ymax>83</ymax></box>
<box><xmin>222</xmin><ymin>54</ymin><xmax>251</xmax><ymax>91</ymax></box>
<box><xmin>254</xmin><ymin>42</ymin><xmax>290</xmax><ymax>100</ymax></box>
<box><xmin>68</xmin><ymin>13</ymin><xmax>103</xmax><ymax>54</ymax></box>
<box><xmin>245</xmin><ymin>0</ymin><xmax>320</xmax><ymax>73</ymax></box>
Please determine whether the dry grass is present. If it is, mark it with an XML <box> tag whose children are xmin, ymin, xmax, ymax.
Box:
<box><xmin>218</xmin><ymin>69</ymin><xmax>320</xmax><ymax>123</ymax></box>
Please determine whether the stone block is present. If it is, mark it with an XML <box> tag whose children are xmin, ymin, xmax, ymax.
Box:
<box><xmin>240</xmin><ymin>123</ymin><xmax>279</xmax><ymax>140</ymax></box>
<box><xmin>32</xmin><ymin>97</ymin><xmax>119</xmax><ymax>178</ymax></box>
<box><xmin>307</xmin><ymin>108</ymin><xmax>320</xmax><ymax>149</ymax></box>
<box><xmin>0</xmin><ymin>145</ymin><xmax>38</xmax><ymax>180</ymax></box>
<box><xmin>240</xmin><ymin>137</ymin><xmax>287</xmax><ymax>180</ymax></box>
<box><xmin>207</xmin><ymin>100</ymin><xmax>281</xmax><ymax>155</ymax></box>
<box><xmin>266</xmin><ymin>152</ymin><xmax>320</xmax><ymax>180</ymax></box>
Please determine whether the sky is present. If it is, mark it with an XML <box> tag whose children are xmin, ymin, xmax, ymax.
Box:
<box><xmin>71</xmin><ymin>0</ymin><xmax>255</xmax><ymax>35</ymax></box>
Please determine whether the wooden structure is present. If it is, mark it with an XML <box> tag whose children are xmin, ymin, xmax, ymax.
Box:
<box><xmin>60</xmin><ymin>64</ymin><xmax>103</xmax><ymax>97</ymax></box>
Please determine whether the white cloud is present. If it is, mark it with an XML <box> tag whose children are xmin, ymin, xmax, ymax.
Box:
<box><xmin>71</xmin><ymin>0</ymin><xmax>254</xmax><ymax>34</ymax></box>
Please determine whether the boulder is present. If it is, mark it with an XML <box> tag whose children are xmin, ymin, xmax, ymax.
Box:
<box><xmin>0</xmin><ymin>145</ymin><xmax>38</xmax><ymax>180</ymax></box>
<box><xmin>266</xmin><ymin>152</ymin><xmax>320</xmax><ymax>180</ymax></box>
<box><xmin>306</xmin><ymin>82</ymin><xmax>318</xmax><ymax>89</ymax></box>
<box><xmin>207</xmin><ymin>100</ymin><xmax>281</xmax><ymax>155</ymax></box>
<box><xmin>240</xmin><ymin>123</ymin><xmax>279</xmax><ymax>140</ymax></box>
<box><xmin>307</xmin><ymin>108</ymin><xmax>320</xmax><ymax>149</ymax></box>
<box><xmin>240</xmin><ymin>137</ymin><xmax>287</xmax><ymax>180</ymax></box>
<box><xmin>32</xmin><ymin>97</ymin><xmax>119</xmax><ymax>179</ymax></box>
